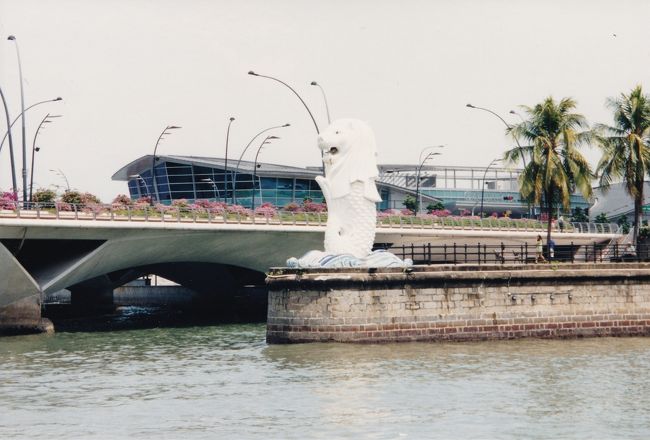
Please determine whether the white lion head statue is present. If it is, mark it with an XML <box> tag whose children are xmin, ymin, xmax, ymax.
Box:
<box><xmin>317</xmin><ymin>119</ymin><xmax>381</xmax><ymax>202</ymax></box>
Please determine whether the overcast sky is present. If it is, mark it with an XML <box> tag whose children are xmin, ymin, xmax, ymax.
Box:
<box><xmin>0</xmin><ymin>0</ymin><xmax>649</xmax><ymax>201</ymax></box>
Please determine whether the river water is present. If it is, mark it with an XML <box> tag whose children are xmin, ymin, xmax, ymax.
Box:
<box><xmin>2</xmin><ymin>309</ymin><xmax>650</xmax><ymax>439</ymax></box>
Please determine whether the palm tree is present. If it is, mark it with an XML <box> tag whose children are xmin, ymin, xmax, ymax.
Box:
<box><xmin>596</xmin><ymin>85</ymin><xmax>650</xmax><ymax>245</ymax></box>
<box><xmin>504</xmin><ymin>97</ymin><xmax>594</xmax><ymax>251</ymax></box>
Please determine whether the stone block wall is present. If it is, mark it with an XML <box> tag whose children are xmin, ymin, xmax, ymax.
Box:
<box><xmin>266</xmin><ymin>263</ymin><xmax>650</xmax><ymax>343</ymax></box>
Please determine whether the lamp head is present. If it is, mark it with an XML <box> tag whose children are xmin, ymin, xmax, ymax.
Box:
<box><xmin>310</xmin><ymin>81</ymin><xmax>318</xmax><ymax>86</ymax></box>
<box><xmin>509</xmin><ymin>110</ymin><xmax>516</xmax><ymax>114</ymax></box>
<box><xmin>7</xmin><ymin>35</ymin><xmax>16</xmax><ymax>41</ymax></box>
<box><xmin>248</xmin><ymin>71</ymin><xmax>258</xmax><ymax>76</ymax></box>
<box><xmin>282</xmin><ymin>123</ymin><xmax>291</xmax><ymax>127</ymax></box>
<box><xmin>167</xmin><ymin>125</ymin><xmax>182</xmax><ymax>130</ymax></box>
<box><xmin>268</xmin><ymin>135</ymin><xmax>280</xmax><ymax>140</ymax></box>
<box><xmin>35</xmin><ymin>147</ymin><xmax>40</xmax><ymax>152</ymax></box>
<box><xmin>54</xmin><ymin>97</ymin><xmax>63</xmax><ymax>101</ymax></box>
<box><xmin>229</xmin><ymin>117</ymin><xmax>235</xmax><ymax>122</ymax></box>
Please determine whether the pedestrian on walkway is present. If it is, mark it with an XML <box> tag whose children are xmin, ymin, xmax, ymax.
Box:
<box><xmin>535</xmin><ymin>235</ymin><xmax>546</xmax><ymax>263</ymax></box>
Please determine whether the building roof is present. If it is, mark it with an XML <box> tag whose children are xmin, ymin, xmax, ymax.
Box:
<box><xmin>112</xmin><ymin>155</ymin><xmax>322</xmax><ymax>181</ymax></box>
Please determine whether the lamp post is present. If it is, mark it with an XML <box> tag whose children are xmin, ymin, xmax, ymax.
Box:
<box><xmin>480</xmin><ymin>158</ymin><xmax>502</xmax><ymax>218</ymax></box>
<box><xmin>151</xmin><ymin>125</ymin><xmax>181</xmax><ymax>204</ymax></box>
<box><xmin>7</xmin><ymin>35</ymin><xmax>28</xmax><ymax>204</ymax></box>
<box><xmin>49</xmin><ymin>168</ymin><xmax>70</xmax><ymax>192</ymax></box>
<box><xmin>0</xmin><ymin>97</ymin><xmax>62</xmax><ymax>154</ymax></box>
<box><xmin>201</xmin><ymin>178</ymin><xmax>221</xmax><ymax>200</ymax></box>
<box><xmin>310</xmin><ymin>81</ymin><xmax>331</xmax><ymax>125</ymax></box>
<box><xmin>413</xmin><ymin>146</ymin><xmax>444</xmax><ymax>215</ymax></box>
<box><xmin>466</xmin><ymin>103</ymin><xmax>530</xmax><ymax>216</ymax></box>
<box><xmin>129</xmin><ymin>174</ymin><xmax>151</xmax><ymax>198</ymax></box>
<box><xmin>0</xmin><ymin>84</ymin><xmax>17</xmax><ymax>192</ymax></box>
<box><xmin>414</xmin><ymin>150</ymin><xmax>443</xmax><ymax>215</ymax></box>
<box><xmin>248</xmin><ymin>71</ymin><xmax>325</xmax><ymax>173</ymax></box>
<box><xmin>233</xmin><ymin>125</ymin><xmax>289</xmax><ymax>203</ymax></box>
<box><xmin>223</xmin><ymin>116</ymin><xmax>235</xmax><ymax>203</ymax></box>
<box><xmin>29</xmin><ymin>113</ymin><xmax>62</xmax><ymax>202</ymax></box>
<box><xmin>251</xmin><ymin>135</ymin><xmax>277</xmax><ymax>210</ymax></box>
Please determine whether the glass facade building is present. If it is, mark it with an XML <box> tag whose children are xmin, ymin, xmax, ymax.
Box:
<box><xmin>113</xmin><ymin>156</ymin><xmax>592</xmax><ymax>216</ymax></box>
<box><xmin>114</xmin><ymin>155</ymin><xmax>328</xmax><ymax>208</ymax></box>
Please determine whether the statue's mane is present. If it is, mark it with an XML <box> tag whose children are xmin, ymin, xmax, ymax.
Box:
<box><xmin>325</xmin><ymin>119</ymin><xmax>381</xmax><ymax>202</ymax></box>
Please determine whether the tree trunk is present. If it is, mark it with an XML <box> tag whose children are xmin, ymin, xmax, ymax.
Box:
<box><xmin>546</xmin><ymin>189</ymin><xmax>553</xmax><ymax>258</ymax></box>
<box><xmin>634</xmin><ymin>184</ymin><xmax>643</xmax><ymax>246</ymax></box>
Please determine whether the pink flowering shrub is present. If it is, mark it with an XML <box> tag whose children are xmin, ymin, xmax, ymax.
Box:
<box><xmin>400</xmin><ymin>208</ymin><xmax>414</xmax><ymax>216</ymax></box>
<box><xmin>303</xmin><ymin>200</ymin><xmax>327</xmax><ymax>213</ymax></box>
<box><xmin>0</xmin><ymin>191</ymin><xmax>18</xmax><ymax>210</ymax></box>
<box><xmin>226</xmin><ymin>204</ymin><xmax>253</xmax><ymax>217</ymax></box>
<box><xmin>255</xmin><ymin>202</ymin><xmax>277</xmax><ymax>217</ymax></box>
<box><xmin>154</xmin><ymin>203</ymin><xmax>173</xmax><ymax>214</ymax></box>
<box><xmin>172</xmin><ymin>199</ymin><xmax>189</xmax><ymax>209</ymax></box>
<box><xmin>55</xmin><ymin>201</ymin><xmax>73</xmax><ymax>211</ymax></box>
<box><xmin>283</xmin><ymin>202</ymin><xmax>303</xmax><ymax>213</ymax></box>
<box><xmin>112</xmin><ymin>194</ymin><xmax>133</xmax><ymax>209</ymax></box>
<box><xmin>429</xmin><ymin>209</ymin><xmax>452</xmax><ymax>217</ymax></box>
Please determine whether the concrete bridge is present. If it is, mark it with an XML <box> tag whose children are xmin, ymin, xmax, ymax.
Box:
<box><xmin>0</xmin><ymin>208</ymin><xmax>621</xmax><ymax>334</ymax></box>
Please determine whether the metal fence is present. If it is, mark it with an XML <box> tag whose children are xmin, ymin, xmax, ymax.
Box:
<box><xmin>0</xmin><ymin>201</ymin><xmax>621</xmax><ymax>234</ymax></box>
<box><xmin>385</xmin><ymin>242</ymin><xmax>644</xmax><ymax>265</ymax></box>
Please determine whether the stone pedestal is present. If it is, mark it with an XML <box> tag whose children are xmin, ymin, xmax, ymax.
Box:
<box><xmin>266</xmin><ymin>263</ymin><xmax>650</xmax><ymax>343</ymax></box>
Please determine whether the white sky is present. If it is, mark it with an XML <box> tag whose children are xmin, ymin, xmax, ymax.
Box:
<box><xmin>0</xmin><ymin>0</ymin><xmax>648</xmax><ymax>201</ymax></box>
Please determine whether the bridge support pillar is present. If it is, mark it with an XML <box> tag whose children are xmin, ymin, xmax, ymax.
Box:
<box><xmin>0</xmin><ymin>242</ymin><xmax>53</xmax><ymax>335</ymax></box>
<box><xmin>69</xmin><ymin>275</ymin><xmax>115</xmax><ymax>315</ymax></box>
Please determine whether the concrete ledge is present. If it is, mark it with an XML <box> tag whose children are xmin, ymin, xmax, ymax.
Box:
<box><xmin>266</xmin><ymin>263</ymin><xmax>650</xmax><ymax>344</ymax></box>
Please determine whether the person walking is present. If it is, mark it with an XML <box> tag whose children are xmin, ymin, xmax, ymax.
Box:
<box><xmin>535</xmin><ymin>235</ymin><xmax>546</xmax><ymax>263</ymax></box>
<box><xmin>548</xmin><ymin>238</ymin><xmax>556</xmax><ymax>260</ymax></box>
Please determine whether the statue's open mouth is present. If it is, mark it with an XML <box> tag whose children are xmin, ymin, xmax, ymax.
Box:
<box><xmin>328</xmin><ymin>147</ymin><xmax>338</xmax><ymax>155</ymax></box>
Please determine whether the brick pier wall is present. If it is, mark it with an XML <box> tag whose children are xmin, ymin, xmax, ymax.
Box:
<box><xmin>266</xmin><ymin>263</ymin><xmax>650</xmax><ymax>343</ymax></box>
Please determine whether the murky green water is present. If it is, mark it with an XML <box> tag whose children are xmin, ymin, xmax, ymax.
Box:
<box><xmin>2</xmin><ymin>312</ymin><xmax>650</xmax><ymax>439</ymax></box>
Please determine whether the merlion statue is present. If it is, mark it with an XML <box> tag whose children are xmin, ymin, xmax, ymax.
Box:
<box><xmin>316</xmin><ymin>119</ymin><xmax>381</xmax><ymax>258</ymax></box>
<box><xmin>286</xmin><ymin>119</ymin><xmax>412</xmax><ymax>268</ymax></box>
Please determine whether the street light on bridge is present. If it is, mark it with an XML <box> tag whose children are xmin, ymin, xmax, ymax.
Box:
<box><xmin>223</xmin><ymin>117</ymin><xmax>235</xmax><ymax>204</ymax></box>
<box><xmin>251</xmin><ymin>135</ymin><xmax>279</xmax><ymax>211</ymax></box>
<box><xmin>30</xmin><ymin>114</ymin><xmax>63</xmax><ymax>202</ymax></box>
<box><xmin>480</xmin><ymin>158</ymin><xmax>502</xmax><ymax>218</ymax></box>
<box><xmin>233</xmin><ymin>125</ymin><xmax>290</xmax><ymax>204</ymax></box>
<box><xmin>151</xmin><ymin>125</ymin><xmax>182</xmax><ymax>204</ymax></box>
<box><xmin>466</xmin><ymin>103</ymin><xmax>531</xmax><ymax>216</ymax></box>
<box><xmin>201</xmin><ymin>177</ymin><xmax>221</xmax><ymax>200</ymax></box>
<box><xmin>414</xmin><ymin>146</ymin><xmax>445</xmax><ymax>215</ymax></box>
<box><xmin>129</xmin><ymin>174</ymin><xmax>151</xmax><ymax>198</ymax></box>
<box><xmin>310</xmin><ymin>81</ymin><xmax>331</xmax><ymax>125</ymax></box>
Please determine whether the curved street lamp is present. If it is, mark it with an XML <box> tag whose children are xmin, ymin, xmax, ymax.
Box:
<box><xmin>466</xmin><ymin>103</ymin><xmax>531</xmax><ymax>216</ymax></box>
<box><xmin>8</xmin><ymin>35</ymin><xmax>28</xmax><ymax>204</ymax></box>
<box><xmin>414</xmin><ymin>148</ymin><xmax>443</xmax><ymax>215</ymax></box>
<box><xmin>251</xmin><ymin>135</ymin><xmax>278</xmax><ymax>210</ymax></box>
<box><xmin>248</xmin><ymin>71</ymin><xmax>325</xmax><ymax>173</ymax></box>
<box><xmin>29</xmin><ymin>113</ymin><xmax>62</xmax><ymax>202</ymax></box>
<box><xmin>310</xmin><ymin>81</ymin><xmax>331</xmax><ymax>125</ymax></box>
<box><xmin>480</xmin><ymin>158</ymin><xmax>502</xmax><ymax>218</ymax></box>
<box><xmin>129</xmin><ymin>174</ymin><xmax>151</xmax><ymax>198</ymax></box>
<box><xmin>0</xmin><ymin>84</ymin><xmax>17</xmax><ymax>192</ymax></box>
<box><xmin>233</xmin><ymin>124</ymin><xmax>289</xmax><ymax>203</ymax></box>
<box><xmin>248</xmin><ymin>71</ymin><xmax>319</xmax><ymax>134</ymax></box>
<box><xmin>151</xmin><ymin>125</ymin><xmax>181</xmax><ymax>203</ymax></box>
<box><xmin>223</xmin><ymin>116</ymin><xmax>235</xmax><ymax>203</ymax></box>
<box><xmin>201</xmin><ymin>177</ymin><xmax>221</xmax><ymax>200</ymax></box>
<box><xmin>0</xmin><ymin>97</ymin><xmax>63</xmax><ymax>154</ymax></box>
<box><xmin>49</xmin><ymin>168</ymin><xmax>70</xmax><ymax>192</ymax></box>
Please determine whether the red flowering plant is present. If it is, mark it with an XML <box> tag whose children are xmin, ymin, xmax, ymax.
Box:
<box><xmin>303</xmin><ymin>200</ymin><xmax>327</xmax><ymax>213</ymax></box>
<box><xmin>112</xmin><ymin>194</ymin><xmax>133</xmax><ymax>209</ymax></box>
<box><xmin>0</xmin><ymin>190</ymin><xmax>18</xmax><ymax>210</ymax></box>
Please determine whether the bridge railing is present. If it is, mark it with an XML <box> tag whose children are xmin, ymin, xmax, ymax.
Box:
<box><xmin>0</xmin><ymin>201</ymin><xmax>620</xmax><ymax>234</ymax></box>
